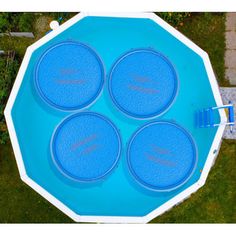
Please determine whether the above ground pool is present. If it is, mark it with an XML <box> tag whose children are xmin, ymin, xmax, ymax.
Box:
<box><xmin>7</xmin><ymin>13</ymin><xmax>224</xmax><ymax>223</ymax></box>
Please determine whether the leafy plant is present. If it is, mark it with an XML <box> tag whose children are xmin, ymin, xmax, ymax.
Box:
<box><xmin>156</xmin><ymin>12</ymin><xmax>191</xmax><ymax>27</ymax></box>
<box><xmin>0</xmin><ymin>13</ymin><xmax>35</xmax><ymax>33</ymax></box>
<box><xmin>0</xmin><ymin>13</ymin><xmax>10</xmax><ymax>32</ymax></box>
<box><xmin>18</xmin><ymin>13</ymin><xmax>35</xmax><ymax>32</ymax></box>
<box><xmin>0</xmin><ymin>55</ymin><xmax>19</xmax><ymax>144</ymax></box>
<box><xmin>46</xmin><ymin>12</ymin><xmax>77</xmax><ymax>24</ymax></box>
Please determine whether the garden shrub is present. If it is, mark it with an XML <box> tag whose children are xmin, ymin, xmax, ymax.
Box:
<box><xmin>0</xmin><ymin>55</ymin><xmax>19</xmax><ymax>144</ymax></box>
<box><xmin>157</xmin><ymin>12</ymin><xmax>191</xmax><ymax>27</ymax></box>
<box><xmin>0</xmin><ymin>13</ymin><xmax>10</xmax><ymax>32</ymax></box>
<box><xmin>18</xmin><ymin>13</ymin><xmax>35</xmax><ymax>32</ymax></box>
<box><xmin>46</xmin><ymin>12</ymin><xmax>77</xmax><ymax>23</ymax></box>
<box><xmin>0</xmin><ymin>13</ymin><xmax>35</xmax><ymax>33</ymax></box>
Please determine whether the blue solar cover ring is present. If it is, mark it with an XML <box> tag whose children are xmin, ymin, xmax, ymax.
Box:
<box><xmin>51</xmin><ymin>112</ymin><xmax>121</xmax><ymax>182</ymax></box>
<box><xmin>109</xmin><ymin>49</ymin><xmax>178</xmax><ymax>119</ymax></box>
<box><xmin>35</xmin><ymin>41</ymin><xmax>105</xmax><ymax>111</ymax></box>
<box><xmin>127</xmin><ymin>121</ymin><xmax>198</xmax><ymax>191</ymax></box>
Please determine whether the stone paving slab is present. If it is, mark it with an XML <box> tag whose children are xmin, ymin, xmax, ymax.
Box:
<box><xmin>225</xmin><ymin>50</ymin><xmax>236</xmax><ymax>68</ymax></box>
<box><xmin>225</xmin><ymin>13</ymin><xmax>236</xmax><ymax>85</ymax></box>
<box><xmin>225</xmin><ymin>68</ymin><xmax>236</xmax><ymax>81</ymax></box>
<box><xmin>0</xmin><ymin>32</ymin><xmax>34</xmax><ymax>38</ymax></box>
<box><xmin>220</xmin><ymin>87</ymin><xmax>236</xmax><ymax>139</ymax></box>
<box><xmin>225</xmin><ymin>31</ymin><xmax>236</xmax><ymax>49</ymax></box>
<box><xmin>226</xmin><ymin>12</ymin><xmax>236</xmax><ymax>31</ymax></box>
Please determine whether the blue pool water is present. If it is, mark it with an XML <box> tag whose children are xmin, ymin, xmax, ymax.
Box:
<box><xmin>12</xmin><ymin>16</ymin><xmax>220</xmax><ymax>217</ymax></box>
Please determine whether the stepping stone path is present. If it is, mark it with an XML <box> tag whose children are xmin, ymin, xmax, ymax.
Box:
<box><xmin>225</xmin><ymin>13</ymin><xmax>236</xmax><ymax>85</ymax></box>
<box><xmin>220</xmin><ymin>87</ymin><xmax>236</xmax><ymax>139</ymax></box>
<box><xmin>221</xmin><ymin>13</ymin><xmax>236</xmax><ymax>139</ymax></box>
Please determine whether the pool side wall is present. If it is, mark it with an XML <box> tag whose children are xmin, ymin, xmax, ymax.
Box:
<box><xmin>4</xmin><ymin>12</ymin><xmax>227</xmax><ymax>223</ymax></box>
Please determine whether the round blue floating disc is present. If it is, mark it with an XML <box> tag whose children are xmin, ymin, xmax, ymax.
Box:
<box><xmin>109</xmin><ymin>49</ymin><xmax>178</xmax><ymax>119</ymax></box>
<box><xmin>51</xmin><ymin>112</ymin><xmax>121</xmax><ymax>182</ymax></box>
<box><xmin>35</xmin><ymin>41</ymin><xmax>104</xmax><ymax>111</ymax></box>
<box><xmin>127</xmin><ymin>121</ymin><xmax>197</xmax><ymax>191</ymax></box>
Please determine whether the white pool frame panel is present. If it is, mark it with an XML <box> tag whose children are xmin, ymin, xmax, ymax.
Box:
<box><xmin>4</xmin><ymin>12</ymin><xmax>227</xmax><ymax>223</ymax></box>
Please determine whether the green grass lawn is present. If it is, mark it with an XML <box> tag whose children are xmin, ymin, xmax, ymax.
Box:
<box><xmin>0</xmin><ymin>143</ymin><xmax>73</xmax><ymax>223</ymax></box>
<box><xmin>178</xmin><ymin>13</ymin><xmax>228</xmax><ymax>87</ymax></box>
<box><xmin>0</xmin><ymin>13</ymin><xmax>235</xmax><ymax>223</ymax></box>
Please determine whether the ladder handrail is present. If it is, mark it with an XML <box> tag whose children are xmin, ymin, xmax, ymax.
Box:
<box><xmin>198</xmin><ymin>102</ymin><xmax>235</xmax><ymax>133</ymax></box>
